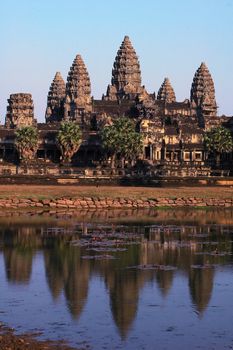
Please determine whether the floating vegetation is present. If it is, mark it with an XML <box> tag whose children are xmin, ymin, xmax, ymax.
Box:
<box><xmin>196</xmin><ymin>241</ymin><xmax>218</xmax><ymax>245</ymax></box>
<box><xmin>195</xmin><ymin>251</ymin><xmax>232</xmax><ymax>257</ymax></box>
<box><xmin>70</xmin><ymin>231</ymin><xmax>142</xmax><ymax>249</ymax></box>
<box><xmin>191</xmin><ymin>264</ymin><xmax>219</xmax><ymax>269</ymax></box>
<box><xmin>80</xmin><ymin>232</ymin><xmax>142</xmax><ymax>240</ymax></box>
<box><xmin>146</xmin><ymin>225</ymin><xmax>182</xmax><ymax>235</ymax></box>
<box><xmin>127</xmin><ymin>264</ymin><xmax>177</xmax><ymax>271</ymax></box>
<box><xmin>175</xmin><ymin>242</ymin><xmax>192</xmax><ymax>248</ymax></box>
<box><xmin>82</xmin><ymin>254</ymin><xmax>116</xmax><ymax>260</ymax></box>
<box><xmin>188</xmin><ymin>233</ymin><xmax>209</xmax><ymax>238</ymax></box>
<box><xmin>86</xmin><ymin>247</ymin><xmax>127</xmax><ymax>252</ymax></box>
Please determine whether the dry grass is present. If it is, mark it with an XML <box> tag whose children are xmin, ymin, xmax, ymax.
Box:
<box><xmin>0</xmin><ymin>185</ymin><xmax>232</xmax><ymax>200</ymax></box>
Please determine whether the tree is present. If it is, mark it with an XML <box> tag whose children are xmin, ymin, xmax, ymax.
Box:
<box><xmin>204</xmin><ymin>126</ymin><xmax>233</xmax><ymax>166</ymax></box>
<box><xmin>101</xmin><ymin>117</ymin><xmax>143</xmax><ymax>168</ymax></box>
<box><xmin>56</xmin><ymin>121</ymin><xmax>82</xmax><ymax>163</ymax></box>
<box><xmin>15</xmin><ymin>126</ymin><xmax>39</xmax><ymax>162</ymax></box>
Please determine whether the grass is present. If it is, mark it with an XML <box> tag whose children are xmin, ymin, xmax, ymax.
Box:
<box><xmin>192</xmin><ymin>206</ymin><xmax>217</xmax><ymax>210</ymax></box>
<box><xmin>154</xmin><ymin>205</ymin><xmax>173</xmax><ymax>209</ymax></box>
<box><xmin>0</xmin><ymin>185</ymin><xmax>231</xmax><ymax>200</ymax></box>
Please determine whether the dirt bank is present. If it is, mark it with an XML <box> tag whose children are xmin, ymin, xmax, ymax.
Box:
<box><xmin>0</xmin><ymin>324</ymin><xmax>81</xmax><ymax>350</ymax></box>
<box><xmin>0</xmin><ymin>185</ymin><xmax>232</xmax><ymax>200</ymax></box>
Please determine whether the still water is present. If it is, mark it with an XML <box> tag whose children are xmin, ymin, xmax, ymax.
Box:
<box><xmin>0</xmin><ymin>208</ymin><xmax>233</xmax><ymax>349</ymax></box>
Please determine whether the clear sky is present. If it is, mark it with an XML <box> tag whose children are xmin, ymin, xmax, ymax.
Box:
<box><xmin>0</xmin><ymin>0</ymin><xmax>233</xmax><ymax>122</ymax></box>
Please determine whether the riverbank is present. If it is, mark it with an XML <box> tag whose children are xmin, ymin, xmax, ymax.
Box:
<box><xmin>0</xmin><ymin>185</ymin><xmax>232</xmax><ymax>208</ymax></box>
<box><xmin>0</xmin><ymin>324</ymin><xmax>79</xmax><ymax>350</ymax></box>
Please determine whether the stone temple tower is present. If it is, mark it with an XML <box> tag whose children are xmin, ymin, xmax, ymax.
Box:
<box><xmin>103</xmin><ymin>36</ymin><xmax>148</xmax><ymax>101</ymax></box>
<box><xmin>64</xmin><ymin>54</ymin><xmax>92</xmax><ymax>122</ymax></box>
<box><xmin>191</xmin><ymin>62</ymin><xmax>217</xmax><ymax>126</ymax></box>
<box><xmin>157</xmin><ymin>78</ymin><xmax>176</xmax><ymax>103</ymax></box>
<box><xmin>5</xmin><ymin>93</ymin><xmax>37</xmax><ymax>128</ymax></box>
<box><xmin>45</xmin><ymin>72</ymin><xmax>66</xmax><ymax>123</ymax></box>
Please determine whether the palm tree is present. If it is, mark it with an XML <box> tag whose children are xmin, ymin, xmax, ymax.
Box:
<box><xmin>204</xmin><ymin>126</ymin><xmax>233</xmax><ymax>166</ymax></box>
<box><xmin>56</xmin><ymin>121</ymin><xmax>82</xmax><ymax>164</ymax></box>
<box><xmin>101</xmin><ymin>117</ymin><xmax>143</xmax><ymax>168</ymax></box>
<box><xmin>15</xmin><ymin>126</ymin><xmax>39</xmax><ymax>162</ymax></box>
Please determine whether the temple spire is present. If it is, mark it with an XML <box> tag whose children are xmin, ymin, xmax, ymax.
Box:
<box><xmin>45</xmin><ymin>72</ymin><xmax>65</xmax><ymax>123</ymax></box>
<box><xmin>190</xmin><ymin>62</ymin><xmax>217</xmax><ymax>117</ymax></box>
<box><xmin>103</xmin><ymin>35</ymin><xmax>148</xmax><ymax>101</ymax></box>
<box><xmin>157</xmin><ymin>78</ymin><xmax>176</xmax><ymax>103</ymax></box>
<box><xmin>64</xmin><ymin>54</ymin><xmax>92</xmax><ymax>121</ymax></box>
<box><xmin>5</xmin><ymin>93</ymin><xmax>36</xmax><ymax>128</ymax></box>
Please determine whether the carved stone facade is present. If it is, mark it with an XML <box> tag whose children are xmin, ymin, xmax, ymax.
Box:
<box><xmin>64</xmin><ymin>54</ymin><xmax>92</xmax><ymax>122</ymax></box>
<box><xmin>103</xmin><ymin>36</ymin><xmax>148</xmax><ymax>101</ymax></box>
<box><xmin>5</xmin><ymin>93</ymin><xmax>36</xmax><ymax>129</ymax></box>
<box><xmin>140</xmin><ymin>118</ymin><xmax>206</xmax><ymax>168</ymax></box>
<box><xmin>157</xmin><ymin>78</ymin><xmax>176</xmax><ymax>103</ymax></box>
<box><xmin>45</xmin><ymin>72</ymin><xmax>65</xmax><ymax>123</ymax></box>
<box><xmin>0</xmin><ymin>36</ymin><xmax>232</xmax><ymax>176</ymax></box>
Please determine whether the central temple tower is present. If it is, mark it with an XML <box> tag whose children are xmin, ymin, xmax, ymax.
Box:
<box><xmin>103</xmin><ymin>36</ymin><xmax>148</xmax><ymax>101</ymax></box>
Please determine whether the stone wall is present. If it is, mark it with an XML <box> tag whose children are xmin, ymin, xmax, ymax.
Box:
<box><xmin>0</xmin><ymin>196</ymin><xmax>232</xmax><ymax>209</ymax></box>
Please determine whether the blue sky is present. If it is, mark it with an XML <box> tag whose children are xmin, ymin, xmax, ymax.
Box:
<box><xmin>0</xmin><ymin>0</ymin><xmax>233</xmax><ymax>122</ymax></box>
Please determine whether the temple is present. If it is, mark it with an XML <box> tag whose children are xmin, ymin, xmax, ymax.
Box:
<box><xmin>103</xmin><ymin>35</ymin><xmax>148</xmax><ymax>101</ymax></box>
<box><xmin>5</xmin><ymin>93</ymin><xmax>36</xmax><ymax>128</ymax></box>
<box><xmin>45</xmin><ymin>72</ymin><xmax>65</xmax><ymax>123</ymax></box>
<box><xmin>0</xmin><ymin>35</ymin><xmax>232</xmax><ymax>180</ymax></box>
<box><xmin>157</xmin><ymin>78</ymin><xmax>176</xmax><ymax>103</ymax></box>
<box><xmin>64</xmin><ymin>54</ymin><xmax>92</xmax><ymax>122</ymax></box>
<box><xmin>190</xmin><ymin>62</ymin><xmax>217</xmax><ymax>127</ymax></box>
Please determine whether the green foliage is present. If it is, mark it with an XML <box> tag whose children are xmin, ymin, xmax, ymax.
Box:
<box><xmin>56</xmin><ymin>121</ymin><xmax>82</xmax><ymax>163</ymax></box>
<box><xmin>15</xmin><ymin>126</ymin><xmax>39</xmax><ymax>161</ymax></box>
<box><xmin>101</xmin><ymin>117</ymin><xmax>143</xmax><ymax>164</ymax></box>
<box><xmin>204</xmin><ymin>126</ymin><xmax>233</xmax><ymax>154</ymax></box>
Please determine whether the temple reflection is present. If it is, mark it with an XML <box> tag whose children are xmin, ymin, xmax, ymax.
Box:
<box><xmin>104</xmin><ymin>245</ymin><xmax>145</xmax><ymax>338</ymax></box>
<box><xmin>2</xmin><ymin>227</ymin><xmax>39</xmax><ymax>284</ymax></box>
<box><xmin>43</xmin><ymin>238</ymin><xmax>90</xmax><ymax>319</ymax></box>
<box><xmin>108</xmin><ymin>271</ymin><xmax>140</xmax><ymax>339</ymax></box>
<box><xmin>4</xmin><ymin>248</ymin><xmax>33</xmax><ymax>284</ymax></box>
<box><xmin>0</xmin><ymin>210</ymin><xmax>232</xmax><ymax>339</ymax></box>
<box><xmin>63</xmin><ymin>252</ymin><xmax>90</xmax><ymax>319</ymax></box>
<box><xmin>189</xmin><ymin>267</ymin><xmax>214</xmax><ymax>316</ymax></box>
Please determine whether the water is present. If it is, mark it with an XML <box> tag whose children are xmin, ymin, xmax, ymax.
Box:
<box><xmin>0</xmin><ymin>208</ymin><xmax>233</xmax><ymax>349</ymax></box>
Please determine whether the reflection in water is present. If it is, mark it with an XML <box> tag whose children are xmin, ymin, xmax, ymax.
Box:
<box><xmin>2</xmin><ymin>228</ymin><xmax>38</xmax><ymax>284</ymax></box>
<box><xmin>44</xmin><ymin>242</ymin><xmax>90</xmax><ymax>319</ymax></box>
<box><xmin>105</xmin><ymin>245</ymin><xmax>143</xmax><ymax>339</ymax></box>
<box><xmin>63</xmin><ymin>251</ymin><xmax>90</xmax><ymax>319</ymax></box>
<box><xmin>189</xmin><ymin>267</ymin><xmax>214</xmax><ymax>316</ymax></box>
<box><xmin>0</xmin><ymin>209</ymin><xmax>232</xmax><ymax>345</ymax></box>
<box><xmin>109</xmin><ymin>270</ymin><xmax>140</xmax><ymax>339</ymax></box>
